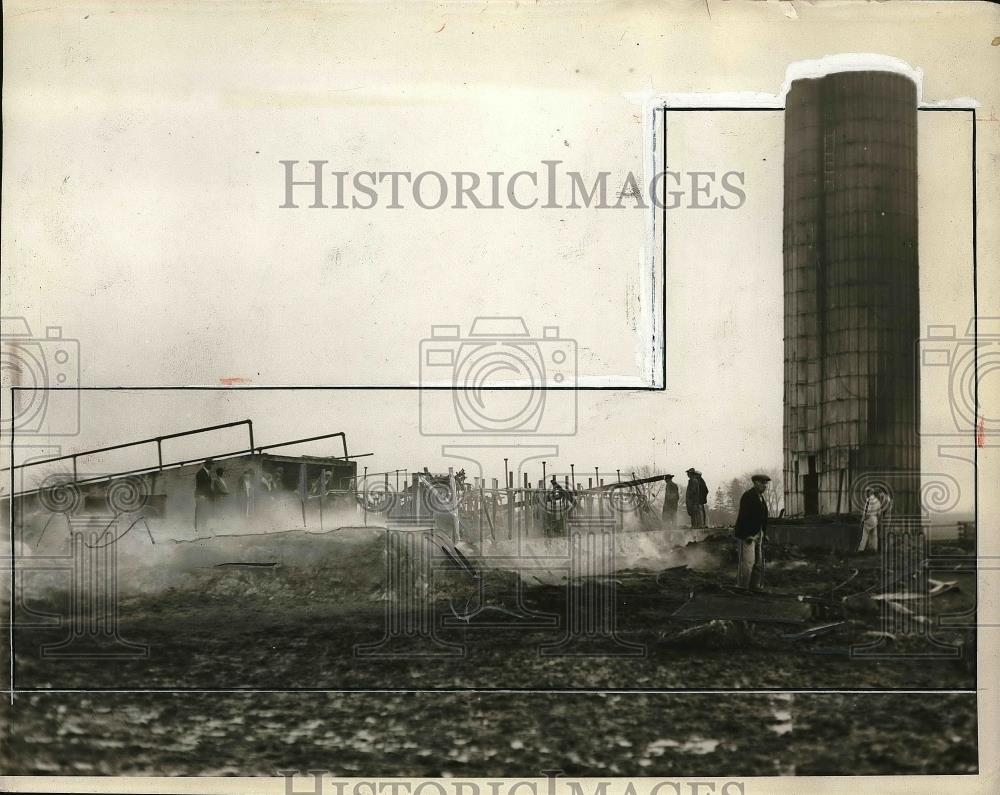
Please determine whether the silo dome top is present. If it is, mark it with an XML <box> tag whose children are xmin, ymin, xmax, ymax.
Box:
<box><xmin>781</xmin><ymin>54</ymin><xmax>922</xmax><ymax>101</ymax></box>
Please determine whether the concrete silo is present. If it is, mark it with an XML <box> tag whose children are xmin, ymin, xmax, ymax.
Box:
<box><xmin>783</xmin><ymin>71</ymin><xmax>920</xmax><ymax>518</ymax></box>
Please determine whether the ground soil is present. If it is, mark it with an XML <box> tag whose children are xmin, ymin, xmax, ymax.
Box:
<box><xmin>0</xmin><ymin>535</ymin><xmax>979</xmax><ymax>776</ymax></box>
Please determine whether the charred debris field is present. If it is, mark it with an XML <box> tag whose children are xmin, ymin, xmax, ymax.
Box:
<box><xmin>6</xmin><ymin>532</ymin><xmax>976</xmax><ymax>692</ymax></box>
<box><xmin>1</xmin><ymin>531</ymin><xmax>979</xmax><ymax>776</ymax></box>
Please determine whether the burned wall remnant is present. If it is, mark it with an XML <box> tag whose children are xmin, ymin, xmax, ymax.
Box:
<box><xmin>783</xmin><ymin>71</ymin><xmax>920</xmax><ymax>517</ymax></box>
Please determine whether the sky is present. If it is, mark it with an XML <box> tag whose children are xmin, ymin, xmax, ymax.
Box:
<box><xmin>2</xmin><ymin>2</ymin><xmax>991</xmax><ymax>512</ymax></box>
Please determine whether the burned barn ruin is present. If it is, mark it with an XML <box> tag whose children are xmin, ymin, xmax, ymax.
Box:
<box><xmin>2</xmin><ymin>421</ymin><xmax>363</xmax><ymax>546</ymax></box>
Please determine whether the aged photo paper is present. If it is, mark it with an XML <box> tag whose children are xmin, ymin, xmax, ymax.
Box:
<box><xmin>1</xmin><ymin>1</ymin><xmax>998</xmax><ymax>794</ymax></box>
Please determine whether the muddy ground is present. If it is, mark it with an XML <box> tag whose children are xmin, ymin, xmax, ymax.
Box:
<box><xmin>0</xmin><ymin>534</ymin><xmax>979</xmax><ymax>776</ymax></box>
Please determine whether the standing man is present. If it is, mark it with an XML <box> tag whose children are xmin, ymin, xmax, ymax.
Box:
<box><xmin>272</xmin><ymin>466</ymin><xmax>286</xmax><ymax>494</ymax></box>
<box><xmin>661</xmin><ymin>474</ymin><xmax>679</xmax><ymax>530</ymax></box>
<box><xmin>685</xmin><ymin>468</ymin><xmax>701</xmax><ymax>528</ymax></box>
<box><xmin>239</xmin><ymin>468</ymin><xmax>255</xmax><ymax>518</ymax></box>
<box><xmin>194</xmin><ymin>458</ymin><xmax>213</xmax><ymax>531</ymax></box>
<box><xmin>858</xmin><ymin>487</ymin><xmax>882</xmax><ymax>553</ymax></box>
<box><xmin>734</xmin><ymin>473</ymin><xmax>771</xmax><ymax>591</ymax></box>
<box><xmin>696</xmin><ymin>470</ymin><xmax>709</xmax><ymax>528</ymax></box>
<box><xmin>309</xmin><ymin>469</ymin><xmax>332</xmax><ymax>498</ymax></box>
<box><xmin>209</xmin><ymin>466</ymin><xmax>230</xmax><ymax>527</ymax></box>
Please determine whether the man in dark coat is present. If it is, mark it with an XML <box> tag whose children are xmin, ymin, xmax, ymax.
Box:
<box><xmin>696</xmin><ymin>471</ymin><xmax>709</xmax><ymax>527</ymax></box>
<box><xmin>661</xmin><ymin>474</ymin><xmax>679</xmax><ymax>530</ymax></box>
<box><xmin>685</xmin><ymin>468</ymin><xmax>701</xmax><ymax>528</ymax></box>
<box><xmin>734</xmin><ymin>473</ymin><xmax>770</xmax><ymax>591</ymax></box>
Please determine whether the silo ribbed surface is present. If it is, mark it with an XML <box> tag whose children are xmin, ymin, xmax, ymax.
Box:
<box><xmin>783</xmin><ymin>71</ymin><xmax>920</xmax><ymax>517</ymax></box>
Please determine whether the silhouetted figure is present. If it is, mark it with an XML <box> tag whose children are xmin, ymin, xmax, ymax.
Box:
<box><xmin>309</xmin><ymin>469</ymin><xmax>333</xmax><ymax>498</ymax></box>
<box><xmin>685</xmin><ymin>468</ymin><xmax>701</xmax><ymax>528</ymax></box>
<box><xmin>239</xmin><ymin>468</ymin><xmax>254</xmax><ymax>518</ymax></box>
<box><xmin>207</xmin><ymin>467</ymin><xmax>230</xmax><ymax>528</ymax></box>
<box><xmin>696</xmin><ymin>471</ymin><xmax>709</xmax><ymax>528</ymax></box>
<box><xmin>259</xmin><ymin>468</ymin><xmax>276</xmax><ymax>492</ymax></box>
<box><xmin>661</xmin><ymin>474</ymin><xmax>679</xmax><ymax>530</ymax></box>
<box><xmin>271</xmin><ymin>466</ymin><xmax>286</xmax><ymax>495</ymax></box>
<box><xmin>194</xmin><ymin>458</ymin><xmax>213</xmax><ymax>530</ymax></box>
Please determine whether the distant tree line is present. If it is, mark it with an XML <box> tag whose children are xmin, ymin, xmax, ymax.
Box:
<box><xmin>709</xmin><ymin>468</ymin><xmax>783</xmax><ymax>527</ymax></box>
<box><xmin>619</xmin><ymin>465</ymin><xmax>784</xmax><ymax>528</ymax></box>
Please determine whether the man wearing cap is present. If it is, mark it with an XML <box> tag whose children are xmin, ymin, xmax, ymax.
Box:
<box><xmin>857</xmin><ymin>487</ymin><xmax>882</xmax><ymax>553</ymax></box>
<box><xmin>662</xmin><ymin>474</ymin><xmax>679</xmax><ymax>530</ymax></box>
<box><xmin>685</xmin><ymin>468</ymin><xmax>701</xmax><ymax>528</ymax></box>
<box><xmin>734</xmin><ymin>474</ymin><xmax>771</xmax><ymax>591</ymax></box>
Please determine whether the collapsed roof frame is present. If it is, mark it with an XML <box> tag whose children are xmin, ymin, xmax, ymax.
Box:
<box><xmin>2</xmin><ymin>419</ymin><xmax>367</xmax><ymax>500</ymax></box>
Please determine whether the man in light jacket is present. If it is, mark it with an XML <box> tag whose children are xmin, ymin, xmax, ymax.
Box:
<box><xmin>858</xmin><ymin>487</ymin><xmax>882</xmax><ymax>553</ymax></box>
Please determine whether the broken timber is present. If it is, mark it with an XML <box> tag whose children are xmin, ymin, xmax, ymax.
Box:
<box><xmin>670</xmin><ymin>592</ymin><xmax>813</xmax><ymax>625</ymax></box>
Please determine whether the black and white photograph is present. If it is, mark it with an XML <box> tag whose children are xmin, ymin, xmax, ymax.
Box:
<box><xmin>1</xmin><ymin>2</ymin><xmax>997</xmax><ymax>793</ymax></box>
